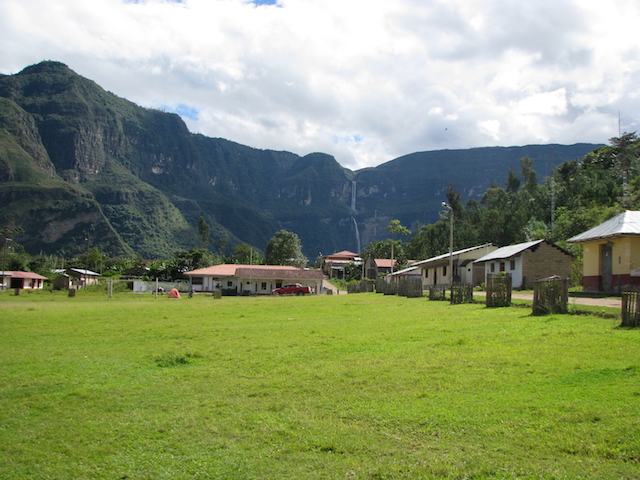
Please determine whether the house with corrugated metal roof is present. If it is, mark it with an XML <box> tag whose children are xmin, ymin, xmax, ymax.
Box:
<box><xmin>568</xmin><ymin>210</ymin><xmax>640</xmax><ymax>292</ymax></box>
<box><xmin>414</xmin><ymin>243</ymin><xmax>498</xmax><ymax>288</ymax></box>
<box><xmin>474</xmin><ymin>240</ymin><xmax>572</xmax><ymax>290</ymax></box>
<box><xmin>384</xmin><ymin>265</ymin><xmax>422</xmax><ymax>284</ymax></box>
<box><xmin>184</xmin><ymin>264</ymin><xmax>324</xmax><ymax>295</ymax></box>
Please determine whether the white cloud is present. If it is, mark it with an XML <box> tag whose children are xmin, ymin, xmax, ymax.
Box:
<box><xmin>1</xmin><ymin>0</ymin><xmax>639</xmax><ymax>169</ymax></box>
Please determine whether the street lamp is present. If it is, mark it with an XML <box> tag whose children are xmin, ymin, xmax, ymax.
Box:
<box><xmin>442</xmin><ymin>202</ymin><xmax>454</xmax><ymax>287</ymax></box>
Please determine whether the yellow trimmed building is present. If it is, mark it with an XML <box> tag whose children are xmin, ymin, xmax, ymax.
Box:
<box><xmin>568</xmin><ymin>211</ymin><xmax>640</xmax><ymax>292</ymax></box>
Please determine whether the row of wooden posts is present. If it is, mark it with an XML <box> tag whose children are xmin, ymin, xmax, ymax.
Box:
<box><xmin>347</xmin><ymin>274</ymin><xmax>638</xmax><ymax>327</ymax></box>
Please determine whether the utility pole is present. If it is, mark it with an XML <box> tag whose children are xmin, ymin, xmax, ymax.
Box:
<box><xmin>442</xmin><ymin>202</ymin><xmax>454</xmax><ymax>287</ymax></box>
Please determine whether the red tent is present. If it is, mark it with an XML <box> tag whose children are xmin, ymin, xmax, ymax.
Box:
<box><xmin>168</xmin><ymin>288</ymin><xmax>181</xmax><ymax>298</ymax></box>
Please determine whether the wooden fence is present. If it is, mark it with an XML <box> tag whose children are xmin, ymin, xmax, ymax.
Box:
<box><xmin>485</xmin><ymin>273</ymin><xmax>512</xmax><ymax>307</ymax></box>
<box><xmin>450</xmin><ymin>284</ymin><xmax>474</xmax><ymax>304</ymax></box>
<box><xmin>397</xmin><ymin>278</ymin><xmax>423</xmax><ymax>298</ymax></box>
<box><xmin>621</xmin><ymin>290</ymin><xmax>640</xmax><ymax>327</ymax></box>
<box><xmin>532</xmin><ymin>276</ymin><xmax>569</xmax><ymax>315</ymax></box>
<box><xmin>347</xmin><ymin>280</ymin><xmax>375</xmax><ymax>294</ymax></box>
<box><xmin>428</xmin><ymin>285</ymin><xmax>447</xmax><ymax>301</ymax></box>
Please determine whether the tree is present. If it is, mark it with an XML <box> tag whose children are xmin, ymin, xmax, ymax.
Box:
<box><xmin>198</xmin><ymin>217</ymin><xmax>210</xmax><ymax>247</ymax></box>
<box><xmin>229</xmin><ymin>244</ymin><xmax>261</xmax><ymax>264</ymax></box>
<box><xmin>387</xmin><ymin>219</ymin><xmax>411</xmax><ymax>237</ymax></box>
<box><xmin>264</xmin><ymin>230</ymin><xmax>308</xmax><ymax>267</ymax></box>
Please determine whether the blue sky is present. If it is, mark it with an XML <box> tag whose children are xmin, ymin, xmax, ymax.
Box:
<box><xmin>1</xmin><ymin>0</ymin><xmax>639</xmax><ymax>169</ymax></box>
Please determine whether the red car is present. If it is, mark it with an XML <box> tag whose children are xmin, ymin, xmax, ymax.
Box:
<box><xmin>272</xmin><ymin>283</ymin><xmax>313</xmax><ymax>295</ymax></box>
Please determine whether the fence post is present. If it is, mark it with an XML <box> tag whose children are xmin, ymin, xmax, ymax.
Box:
<box><xmin>621</xmin><ymin>290</ymin><xmax>640</xmax><ymax>327</ymax></box>
<box><xmin>486</xmin><ymin>273</ymin><xmax>512</xmax><ymax>307</ymax></box>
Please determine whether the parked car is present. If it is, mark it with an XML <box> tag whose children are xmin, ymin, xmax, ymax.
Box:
<box><xmin>272</xmin><ymin>283</ymin><xmax>313</xmax><ymax>295</ymax></box>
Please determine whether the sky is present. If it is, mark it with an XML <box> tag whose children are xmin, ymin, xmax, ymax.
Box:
<box><xmin>1</xmin><ymin>0</ymin><xmax>639</xmax><ymax>170</ymax></box>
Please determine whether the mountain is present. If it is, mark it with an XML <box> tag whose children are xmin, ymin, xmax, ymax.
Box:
<box><xmin>0</xmin><ymin>61</ymin><xmax>601</xmax><ymax>259</ymax></box>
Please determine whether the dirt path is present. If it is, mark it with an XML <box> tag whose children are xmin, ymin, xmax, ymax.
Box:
<box><xmin>322</xmin><ymin>279</ymin><xmax>344</xmax><ymax>294</ymax></box>
<box><xmin>477</xmin><ymin>291</ymin><xmax>621</xmax><ymax>308</ymax></box>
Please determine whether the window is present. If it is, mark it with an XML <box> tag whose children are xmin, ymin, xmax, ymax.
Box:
<box><xmin>191</xmin><ymin>277</ymin><xmax>203</xmax><ymax>285</ymax></box>
<box><xmin>424</xmin><ymin>269</ymin><xmax>428</xmax><ymax>278</ymax></box>
<box><xmin>490</xmin><ymin>263</ymin><xmax>495</xmax><ymax>273</ymax></box>
<box><xmin>499</xmin><ymin>262</ymin><xmax>505</xmax><ymax>272</ymax></box>
<box><xmin>443</xmin><ymin>266</ymin><xmax>447</xmax><ymax>276</ymax></box>
<box><xmin>227</xmin><ymin>281</ymin><xmax>233</xmax><ymax>287</ymax></box>
<box><xmin>261</xmin><ymin>282</ymin><xmax>267</xmax><ymax>290</ymax></box>
<box><xmin>510</xmin><ymin>260</ymin><xmax>516</xmax><ymax>270</ymax></box>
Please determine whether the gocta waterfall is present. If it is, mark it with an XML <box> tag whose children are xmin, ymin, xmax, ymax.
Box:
<box><xmin>352</xmin><ymin>217</ymin><xmax>361</xmax><ymax>253</ymax></box>
<box><xmin>351</xmin><ymin>181</ymin><xmax>356</xmax><ymax>211</ymax></box>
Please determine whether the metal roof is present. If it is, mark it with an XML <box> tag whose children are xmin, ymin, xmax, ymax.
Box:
<box><xmin>412</xmin><ymin>243</ymin><xmax>495</xmax><ymax>267</ymax></box>
<box><xmin>568</xmin><ymin>211</ymin><xmax>640</xmax><ymax>243</ymax></box>
<box><xmin>474</xmin><ymin>240</ymin><xmax>544</xmax><ymax>263</ymax></box>
<box><xmin>70</xmin><ymin>268</ymin><xmax>100</xmax><ymax>276</ymax></box>
<box><xmin>386</xmin><ymin>266</ymin><xmax>421</xmax><ymax>277</ymax></box>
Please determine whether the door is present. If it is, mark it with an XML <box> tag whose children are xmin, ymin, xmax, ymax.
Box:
<box><xmin>601</xmin><ymin>243</ymin><xmax>613</xmax><ymax>292</ymax></box>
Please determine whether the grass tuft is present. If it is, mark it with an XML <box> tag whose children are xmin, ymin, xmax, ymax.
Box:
<box><xmin>154</xmin><ymin>351</ymin><xmax>201</xmax><ymax>367</ymax></box>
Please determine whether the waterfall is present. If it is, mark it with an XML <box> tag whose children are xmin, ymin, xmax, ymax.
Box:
<box><xmin>352</xmin><ymin>217</ymin><xmax>361</xmax><ymax>253</ymax></box>
<box><xmin>351</xmin><ymin>181</ymin><xmax>356</xmax><ymax>212</ymax></box>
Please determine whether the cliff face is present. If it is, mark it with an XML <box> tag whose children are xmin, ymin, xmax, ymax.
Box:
<box><xmin>0</xmin><ymin>61</ymin><xmax>601</xmax><ymax>259</ymax></box>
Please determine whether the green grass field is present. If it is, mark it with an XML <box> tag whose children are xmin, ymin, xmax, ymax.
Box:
<box><xmin>1</xmin><ymin>290</ymin><xmax>638</xmax><ymax>479</ymax></box>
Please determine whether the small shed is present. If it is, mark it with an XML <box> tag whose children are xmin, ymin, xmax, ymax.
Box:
<box><xmin>364</xmin><ymin>257</ymin><xmax>398</xmax><ymax>279</ymax></box>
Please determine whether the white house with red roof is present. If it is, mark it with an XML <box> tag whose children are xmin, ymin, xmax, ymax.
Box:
<box><xmin>0</xmin><ymin>271</ymin><xmax>48</xmax><ymax>290</ymax></box>
<box><xmin>185</xmin><ymin>264</ymin><xmax>325</xmax><ymax>295</ymax></box>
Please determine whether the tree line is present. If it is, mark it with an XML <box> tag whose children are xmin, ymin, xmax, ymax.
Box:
<box><xmin>352</xmin><ymin>133</ymin><xmax>639</xmax><ymax>282</ymax></box>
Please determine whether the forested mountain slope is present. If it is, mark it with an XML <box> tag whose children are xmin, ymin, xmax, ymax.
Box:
<box><xmin>0</xmin><ymin>61</ymin><xmax>601</xmax><ymax>258</ymax></box>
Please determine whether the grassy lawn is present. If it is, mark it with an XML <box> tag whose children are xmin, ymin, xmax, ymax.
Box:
<box><xmin>1</xmin><ymin>290</ymin><xmax>639</xmax><ymax>479</ymax></box>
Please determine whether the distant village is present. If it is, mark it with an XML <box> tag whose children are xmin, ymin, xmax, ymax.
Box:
<box><xmin>3</xmin><ymin>211</ymin><xmax>638</xmax><ymax>298</ymax></box>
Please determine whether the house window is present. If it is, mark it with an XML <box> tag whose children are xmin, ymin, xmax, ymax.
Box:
<box><xmin>443</xmin><ymin>266</ymin><xmax>447</xmax><ymax>276</ymax></box>
<box><xmin>490</xmin><ymin>263</ymin><xmax>495</xmax><ymax>273</ymax></box>
<box><xmin>424</xmin><ymin>269</ymin><xmax>428</xmax><ymax>278</ymax></box>
<box><xmin>510</xmin><ymin>260</ymin><xmax>516</xmax><ymax>270</ymax></box>
<box><xmin>499</xmin><ymin>262</ymin><xmax>505</xmax><ymax>272</ymax></box>
<box><xmin>261</xmin><ymin>282</ymin><xmax>267</xmax><ymax>290</ymax></box>
<box><xmin>227</xmin><ymin>281</ymin><xmax>233</xmax><ymax>287</ymax></box>
<box><xmin>191</xmin><ymin>277</ymin><xmax>203</xmax><ymax>285</ymax></box>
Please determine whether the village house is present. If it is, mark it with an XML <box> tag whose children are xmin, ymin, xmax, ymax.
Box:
<box><xmin>0</xmin><ymin>271</ymin><xmax>47</xmax><ymax>290</ymax></box>
<box><xmin>413</xmin><ymin>243</ymin><xmax>497</xmax><ymax>288</ymax></box>
<box><xmin>474</xmin><ymin>239</ymin><xmax>572</xmax><ymax>289</ymax></box>
<box><xmin>364</xmin><ymin>257</ymin><xmax>400</xmax><ymax>279</ymax></box>
<box><xmin>184</xmin><ymin>264</ymin><xmax>325</xmax><ymax>295</ymax></box>
<box><xmin>384</xmin><ymin>265</ymin><xmax>422</xmax><ymax>284</ymax></box>
<box><xmin>52</xmin><ymin>268</ymin><xmax>100</xmax><ymax>290</ymax></box>
<box><xmin>321</xmin><ymin>250</ymin><xmax>361</xmax><ymax>278</ymax></box>
<box><xmin>568</xmin><ymin>210</ymin><xmax>640</xmax><ymax>293</ymax></box>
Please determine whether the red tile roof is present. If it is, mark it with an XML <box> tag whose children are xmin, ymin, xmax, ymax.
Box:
<box><xmin>0</xmin><ymin>271</ymin><xmax>48</xmax><ymax>280</ymax></box>
<box><xmin>185</xmin><ymin>264</ymin><xmax>323</xmax><ymax>279</ymax></box>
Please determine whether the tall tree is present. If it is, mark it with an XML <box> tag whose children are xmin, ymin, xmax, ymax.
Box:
<box><xmin>264</xmin><ymin>230</ymin><xmax>308</xmax><ymax>267</ymax></box>
<box><xmin>198</xmin><ymin>217</ymin><xmax>210</xmax><ymax>247</ymax></box>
